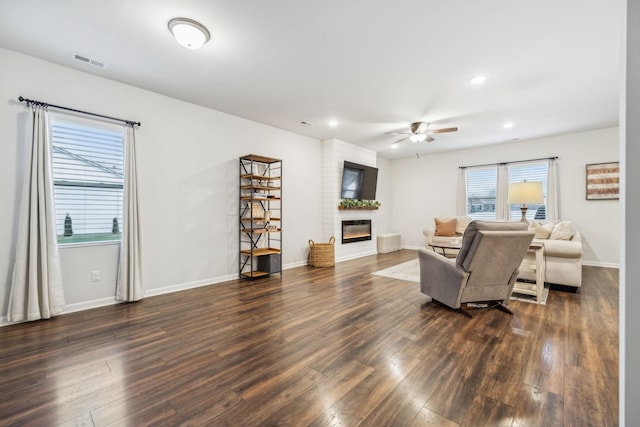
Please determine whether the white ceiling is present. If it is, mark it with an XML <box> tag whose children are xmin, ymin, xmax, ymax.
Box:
<box><xmin>0</xmin><ymin>1</ymin><xmax>621</xmax><ymax>159</ymax></box>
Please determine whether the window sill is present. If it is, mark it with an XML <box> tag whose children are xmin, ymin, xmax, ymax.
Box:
<box><xmin>58</xmin><ymin>240</ymin><xmax>121</xmax><ymax>250</ymax></box>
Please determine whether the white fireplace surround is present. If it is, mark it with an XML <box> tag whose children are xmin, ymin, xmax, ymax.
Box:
<box><xmin>322</xmin><ymin>138</ymin><xmax>378</xmax><ymax>262</ymax></box>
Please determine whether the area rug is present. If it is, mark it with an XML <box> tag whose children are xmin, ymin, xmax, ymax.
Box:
<box><xmin>371</xmin><ymin>259</ymin><xmax>548</xmax><ymax>305</ymax></box>
<box><xmin>372</xmin><ymin>259</ymin><xmax>420</xmax><ymax>283</ymax></box>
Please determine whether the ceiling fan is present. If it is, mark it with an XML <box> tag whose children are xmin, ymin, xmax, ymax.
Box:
<box><xmin>386</xmin><ymin>121</ymin><xmax>458</xmax><ymax>147</ymax></box>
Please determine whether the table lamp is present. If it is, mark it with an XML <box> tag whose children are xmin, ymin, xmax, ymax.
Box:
<box><xmin>508</xmin><ymin>181</ymin><xmax>544</xmax><ymax>222</ymax></box>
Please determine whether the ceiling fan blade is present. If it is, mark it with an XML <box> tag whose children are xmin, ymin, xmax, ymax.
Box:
<box><xmin>410</xmin><ymin>122</ymin><xmax>429</xmax><ymax>134</ymax></box>
<box><xmin>391</xmin><ymin>136</ymin><xmax>407</xmax><ymax>146</ymax></box>
<box><xmin>428</xmin><ymin>127</ymin><xmax>458</xmax><ymax>134</ymax></box>
<box><xmin>384</xmin><ymin>131</ymin><xmax>411</xmax><ymax>135</ymax></box>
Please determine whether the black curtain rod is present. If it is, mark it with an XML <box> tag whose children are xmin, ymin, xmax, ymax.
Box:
<box><xmin>18</xmin><ymin>96</ymin><xmax>141</xmax><ymax>127</ymax></box>
<box><xmin>459</xmin><ymin>156</ymin><xmax>558</xmax><ymax>170</ymax></box>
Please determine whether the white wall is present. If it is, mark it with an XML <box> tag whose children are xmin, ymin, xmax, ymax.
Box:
<box><xmin>389</xmin><ymin>127</ymin><xmax>620</xmax><ymax>267</ymax></box>
<box><xmin>0</xmin><ymin>47</ymin><xmax>323</xmax><ymax>320</ymax></box>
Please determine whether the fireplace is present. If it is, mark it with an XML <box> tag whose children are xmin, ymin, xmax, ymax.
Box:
<box><xmin>342</xmin><ymin>220</ymin><xmax>372</xmax><ymax>244</ymax></box>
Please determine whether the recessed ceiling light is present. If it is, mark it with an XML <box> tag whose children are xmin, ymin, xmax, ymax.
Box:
<box><xmin>168</xmin><ymin>18</ymin><xmax>211</xmax><ymax>49</ymax></box>
<box><xmin>391</xmin><ymin>143</ymin><xmax>399</xmax><ymax>149</ymax></box>
<box><xmin>503</xmin><ymin>122</ymin><xmax>514</xmax><ymax>129</ymax></box>
<box><xmin>470</xmin><ymin>75</ymin><xmax>487</xmax><ymax>85</ymax></box>
<box><xmin>328</xmin><ymin>120</ymin><xmax>338</xmax><ymax>127</ymax></box>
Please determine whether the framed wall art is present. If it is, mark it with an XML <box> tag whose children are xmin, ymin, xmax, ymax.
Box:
<box><xmin>586</xmin><ymin>162</ymin><xmax>619</xmax><ymax>200</ymax></box>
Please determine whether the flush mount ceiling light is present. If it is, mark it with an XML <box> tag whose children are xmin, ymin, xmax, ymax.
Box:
<box><xmin>328</xmin><ymin>120</ymin><xmax>338</xmax><ymax>127</ymax></box>
<box><xmin>168</xmin><ymin>18</ymin><xmax>210</xmax><ymax>49</ymax></box>
<box><xmin>470</xmin><ymin>75</ymin><xmax>487</xmax><ymax>85</ymax></box>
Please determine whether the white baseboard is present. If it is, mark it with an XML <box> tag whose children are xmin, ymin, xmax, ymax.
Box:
<box><xmin>64</xmin><ymin>296</ymin><xmax>119</xmax><ymax>314</ymax></box>
<box><xmin>401</xmin><ymin>245</ymin><xmax>423</xmax><ymax>251</ymax></box>
<box><xmin>145</xmin><ymin>274</ymin><xmax>238</xmax><ymax>298</ymax></box>
<box><xmin>582</xmin><ymin>260</ymin><xmax>620</xmax><ymax>269</ymax></box>
<box><xmin>0</xmin><ymin>296</ymin><xmax>122</xmax><ymax>327</ymax></box>
<box><xmin>283</xmin><ymin>260</ymin><xmax>308</xmax><ymax>269</ymax></box>
<box><xmin>335</xmin><ymin>250</ymin><xmax>378</xmax><ymax>263</ymax></box>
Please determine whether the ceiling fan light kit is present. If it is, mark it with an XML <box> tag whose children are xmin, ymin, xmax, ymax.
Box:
<box><xmin>386</xmin><ymin>121</ymin><xmax>457</xmax><ymax>146</ymax></box>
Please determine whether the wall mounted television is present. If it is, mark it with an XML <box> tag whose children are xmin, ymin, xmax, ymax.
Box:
<box><xmin>340</xmin><ymin>161</ymin><xmax>378</xmax><ymax>200</ymax></box>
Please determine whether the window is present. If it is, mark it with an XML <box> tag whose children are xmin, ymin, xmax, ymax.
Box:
<box><xmin>508</xmin><ymin>163</ymin><xmax>548</xmax><ymax>221</ymax></box>
<box><xmin>51</xmin><ymin>120</ymin><xmax>125</xmax><ymax>244</ymax></box>
<box><xmin>466</xmin><ymin>162</ymin><xmax>548</xmax><ymax>221</ymax></box>
<box><xmin>466</xmin><ymin>167</ymin><xmax>497</xmax><ymax>220</ymax></box>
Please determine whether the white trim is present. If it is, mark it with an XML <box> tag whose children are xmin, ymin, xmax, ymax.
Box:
<box><xmin>283</xmin><ymin>260</ymin><xmax>308</xmax><ymax>269</ymax></box>
<box><xmin>335</xmin><ymin>250</ymin><xmax>378</xmax><ymax>263</ymax></box>
<box><xmin>144</xmin><ymin>274</ymin><xmax>238</xmax><ymax>298</ymax></box>
<box><xmin>582</xmin><ymin>260</ymin><xmax>620</xmax><ymax>269</ymax></box>
<box><xmin>1</xmin><ymin>295</ymin><xmax>120</xmax><ymax>326</ymax></box>
<box><xmin>64</xmin><ymin>296</ymin><xmax>119</xmax><ymax>313</ymax></box>
<box><xmin>401</xmin><ymin>245</ymin><xmax>423</xmax><ymax>251</ymax></box>
<box><xmin>58</xmin><ymin>240</ymin><xmax>121</xmax><ymax>249</ymax></box>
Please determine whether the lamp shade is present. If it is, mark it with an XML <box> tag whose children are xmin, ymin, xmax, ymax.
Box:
<box><xmin>508</xmin><ymin>181</ymin><xmax>544</xmax><ymax>204</ymax></box>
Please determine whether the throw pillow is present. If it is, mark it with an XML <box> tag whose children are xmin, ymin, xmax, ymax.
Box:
<box><xmin>528</xmin><ymin>221</ymin><xmax>554</xmax><ymax>239</ymax></box>
<box><xmin>549</xmin><ymin>221</ymin><xmax>575</xmax><ymax>240</ymax></box>
<box><xmin>435</xmin><ymin>218</ymin><xmax>457</xmax><ymax>236</ymax></box>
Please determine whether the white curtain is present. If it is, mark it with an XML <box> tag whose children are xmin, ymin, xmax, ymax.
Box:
<box><xmin>456</xmin><ymin>168</ymin><xmax>467</xmax><ymax>216</ymax></box>
<box><xmin>496</xmin><ymin>164</ymin><xmax>510</xmax><ymax>220</ymax></box>
<box><xmin>546</xmin><ymin>158</ymin><xmax>559</xmax><ymax>220</ymax></box>
<box><xmin>8</xmin><ymin>105</ymin><xmax>65</xmax><ymax>322</ymax></box>
<box><xmin>116</xmin><ymin>124</ymin><xmax>143</xmax><ymax>302</ymax></box>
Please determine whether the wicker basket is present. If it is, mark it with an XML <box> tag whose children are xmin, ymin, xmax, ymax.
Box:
<box><xmin>309</xmin><ymin>237</ymin><xmax>336</xmax><ymax>267</ymax></box>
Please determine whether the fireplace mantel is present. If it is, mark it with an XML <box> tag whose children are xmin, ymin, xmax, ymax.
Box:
<box><xmin>338</xmin><ymin>206</ymin><xmax>379</xmax><ymax>210</ymax></box>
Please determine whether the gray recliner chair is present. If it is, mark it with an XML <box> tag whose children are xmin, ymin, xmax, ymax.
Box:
<box><xmin>419</xmin><ymin>221</ymin><xmax>534</xmax><ymax>317</ymax></box>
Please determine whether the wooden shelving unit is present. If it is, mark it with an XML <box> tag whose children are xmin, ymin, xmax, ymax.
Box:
<box><xmin>239</xmin><ymin>154</ymin><xmax>282</xmax><ymax>280</ymax></box>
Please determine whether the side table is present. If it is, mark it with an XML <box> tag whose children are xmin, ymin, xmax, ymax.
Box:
<box><xmin>513</xmin><ymin>242</ymin><xmax>545</xmax><ymax>303</ymax></box>
<box><xmin>427</xmin><ymin>240</ymin><xmax>462</xmax><ymax>259</ymax></box>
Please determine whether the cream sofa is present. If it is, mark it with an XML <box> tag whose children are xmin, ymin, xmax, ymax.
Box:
<box><xmin>423</xmin><ymin>218</ymin><xmax>583</xmax><ymax>289</ymax></box>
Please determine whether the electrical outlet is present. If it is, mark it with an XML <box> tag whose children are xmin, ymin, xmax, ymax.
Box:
<box><xmin>91</xmin><ymin>270</ymin><xmax>101</xmax><ymax>282</ymax></box>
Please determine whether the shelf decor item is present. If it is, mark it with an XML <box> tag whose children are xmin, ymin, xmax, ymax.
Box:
<box><xmin>251</xmin><ymin>201</ymin><xmax>264</xmax><ymax>218</ymax></box>
<box><xmin>338</xmin><ymin>199</ymin><xmax>380</xmax><ymax>210</ymax></box>
<box><xmin>309</xmin><ymin>237</ymin><xmax>336</xmax><ymax>267</ymax></box>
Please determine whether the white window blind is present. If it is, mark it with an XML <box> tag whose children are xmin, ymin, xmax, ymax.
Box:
<box><xmin>508</xmin><ymin>162</ymin><xmax>548</xmax><ymax>220</ymax></box>
<box><xmin>466</xmin><ymin>161</ymin><xmax>549</xmax><ymax>221</ymax></box>
<box><xmin>51</xmin><ymin>120</ymin><xmax>124</xmax><ymax>244</ymax></box>
<box><xmin>466</xmin><ymin>168</ymin><xmax>497</xmax><ymax>220</ymax></box>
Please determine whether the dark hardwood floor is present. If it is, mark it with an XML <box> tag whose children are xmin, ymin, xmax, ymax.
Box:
<box><xmin>0</xmin><ymin>250</ymin><xmax>618</xmax><ymax>426</ymax></box>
